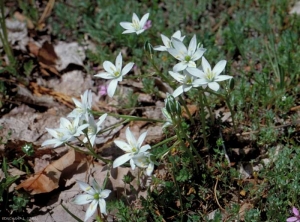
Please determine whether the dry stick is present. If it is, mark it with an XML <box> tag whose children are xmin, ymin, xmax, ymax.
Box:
<box><xmin>214</xmin><ymin>173</ymin><xmax>225</xmax><ymax>212</ymax></box>
<box><xmin>235</xmin><ymin>120</ymin><xmax>300</xmax><ymax>136</ymax></box>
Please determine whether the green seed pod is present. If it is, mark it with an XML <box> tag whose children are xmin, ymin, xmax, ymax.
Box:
<box><xmin>229</xmin><ymin>78</ymin><xmax>235</xmax><ymax>90</ymax></box>
<box><xmin>165</xmin><ymin>94</ymin><xmax>181</xmax><ymax>116</ymax></box>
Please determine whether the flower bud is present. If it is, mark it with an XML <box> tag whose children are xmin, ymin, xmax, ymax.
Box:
<box><xmin>229</xmin><ymin>78</ymin><xmax>235</xmax><ymax>90</ymax></box>
<box><xmin>165</xmin><ymin>94</ymin><xmax>181</xmax><ymax>117</ymax></box>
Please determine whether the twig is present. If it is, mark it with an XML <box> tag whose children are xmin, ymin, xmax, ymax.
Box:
<box><xmin>214</xmin><ymin>173</ymin><xmax>225</xmax><ymax>212</ymax></box>
<box><xmin>235</xmin><ymin>120</ymin><xmax>300</xmax><ymax>136</ymax></box>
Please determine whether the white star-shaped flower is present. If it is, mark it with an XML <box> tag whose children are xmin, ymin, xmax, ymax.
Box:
<box><xmin>113</xmin><ymin>127</ymin><xmax>150</xmax><ymax>169</ymax></box>
<box><xmin>192</xmin><ymin>57</ymin><xmax>232</xmax><ymax>91</ymax></box>
<box><xmin>68</xmin><ymin>90</ymin><xmax>92</xmax><ymax>121</ymax></box>
<box><xmin>120</xmin><ymin>13</ymin><xmax>150</xmax><ymax>35</ymax></box>
<box><xmin>95</xmin><ymin>52</ymin><xmax>134</xmax><ymax>97</ymax></box>
<box><xmin>168</xmin><ymin>35</ymin><xmax>206</xmax><ymax>72</ymax></box>
<box><xmin>83</xmin><ymin>113</ymin><xmax>107</xmax><ymax>146</ymax></box>
<box><xmin>154</xmin><ymin>30</ymin><xmax>185</xmax><ymax>51</ymax></box>
<box><xmin>168</xmin><ymin>69</ymin><xmax>202</xmax><ymax>97</ymax></box>
<box><xmin>73</xmin><ymin>179</ymin><xmax>111</xmax><ymax>221</ymax></box>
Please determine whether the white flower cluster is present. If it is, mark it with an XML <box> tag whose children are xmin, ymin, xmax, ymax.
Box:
<box><xmin>41</xmin><ymin>11</ymin><xmax>235</xmax><ymax>221</ymax></box>
<box><xmin>154</xmin><ymin>31</ymin><xmax>232</xmax><ymax>97</ymax></box>
<box><xmin>42</xmin><ymin>90</ymin><xmax>107</xmax><ymax>148</ymax></box>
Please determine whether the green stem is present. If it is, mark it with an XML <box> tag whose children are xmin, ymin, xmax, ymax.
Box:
<box><xmin>198</xmin><ymin>91</ymin><xmax>208</xmax><ymax>148</ymax></box>
<box><xmin>202</xmin><ymin>92</ymin><xmax>214</xmax><ymax>123</ymax></box>
<box><xmin>152</xmin><ymin>135</ymin><xmax>177</xmax><ymax>149</ymax></box>
<box><xmin>170</xmin><ymin>159</ymin><xmax>184</xmax><ymax>222</ymax></box>
<box><xmin>224</xmin><ymin>94</ymin><xmax>237</xmax><ymax>133</ymax></box>
<box><xmin>0</xmin><ymin>2</ymin><xmax>15</xmax><ymax>66</ymax></box>
<box><xmin>203</xmin><ymin>88</ymin><xmax>237</xmax><ymax>133</ymax></box>
<box><xmin>74</xmin><ymin>137</ymin><xmax>111</xmax><ymax>164</ymax></box>
<box><xmin>178</xmin><ymin>96</ymin><xmax>195</xmax><ymax>125</ymax></box>
<box><xmin>91</xmin><ymin>111</ymin><xmax>164</xmax><ymax>123</ymax></box>
<box><xmin>173</xmin><ymin>115</ymin><xmax>199</xmax><ymax>173</ymax></box>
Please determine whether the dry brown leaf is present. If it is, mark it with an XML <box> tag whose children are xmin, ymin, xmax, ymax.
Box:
<box><xmin>16</xmin><ymin>149</ymin><xmax>86</xmax><ymax>194</ymax></box>
<box><xmin>182</xmin><ymin>104</ymin><xmax>198</xmax><ymax>118</ymax></box>
<box><xmin>27</xmin><ymin>41</ymin><xmax>40</xmax><ymax>57</ymax></box>
<box><xmin>238</xmin><ymin>202</ymin><xmax>253</xmax><ymax>221</ymax></box>
<box><xmin>13</xmin><ymin>11</ymin><xmax>34</xmax><ymax>29</ymax></box>
<box><xmin>37</xmin><ymin>0</ymin><xmax>55</xmax><ymax>30</ymax></box>
<box><xmin>38</xmin><ymin>41</ymin><xmax>59</xmax><ymax>66</ymax></box>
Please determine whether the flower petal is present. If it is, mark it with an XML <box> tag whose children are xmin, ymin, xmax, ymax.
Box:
<box><xmin>172</xmin><ymin>85</ymin><xmax>184</xmax><ymax>97</ymax></box>
<box><xmin>120</xmin><ymin>22</ymin><xmax>134</xmax><ymax>30</ymax></box>
<box><xmin>121</xmin><ymin>62</ymin><xmax>134</xmax><ymax>76</ymax></box>
<box><xmin>137</xmin><ymin>29</ymin><xmax>145</xmax><ymax>35</ymax></box>
<box><xmin>153</xmin><ymin>45</ymin><xmax>167</xmax><ymax>51</ymax></box>
<box><xmin>202</xmin><ymin>57</ymin><xmax>211</xmax><ymax>73</ymax></box>
<box><xmin>172</xmin><ymin>38</ymin><xmax>187</xmax><ymax>54</ymax></box>
<box><xmin>114</xmin><ymin>140</ymin><xmax>132</xmax><ymax>152</ymax></box>
<box><xmin>103</xmin><ymin>61</ymin><xmax>116</xmax><ymax>74</ymax></box>
<box><xmin>161</xmin><ymin>34</ymin><xmax>171</xmax><ymax>48</ymax></box>
<box><xmin>172</xmin><ymin>30</ymin><xmax>183</xmax><ymax>40</ymax></box>
<box><xmin>139</xmin><ymin>13</ymin><xmax>150</xmax><ymax>28</ymax></box>
<box><xmin>293</xmin><ymin>207</ymin><xmax>299</xmax><ymax>216</ymax></box>
<box><xmin>84</xmin><ymin>200</ymin><xmax>98</xmax><ymax>222</ymax></box>
<box><xmin>107</xmin><ymin>79</ymin><xmax>118</xmax><ymax>97</ymax></box>
<box><xmin>99</xmin><ymin>199</ymin><xmax>107</xmax><ymax>215</ymax></box>
<box><xmin>137</xmin><ymin>131</ymin><xmax>147</xmax><ymax>149</ymax></box>
<box><xmin>126</xmin><ymin>127</ymin><xmax>137</xmax><ymax>148</ymax></box>
<box><xmin>146</xmin><ymin>162</ymin><xmax>154</xmax><ymax>176</ymax></box>
<box><xmin>214</xmin><ymin>75</ymin><xmax>232</xmax><ymax>82</ymax></box>
<box><xmin>208</xmin><ymin>82</ymin><xmax>220</xmax><ymax>91</ymax></box>
<box><xmin>94</xmin><ymin>72</ymin><xmax>114</xmax><ymax>79</ymax></box>
<box><xmin>193</xmin><ymin>78</ymin><xmax>209</xmax><ymax>85</ymax></box>
<box><xmin>97</xmin><ymin>113</ymin><xmax>107</xmax><ymax>127</ymax></box>
<box><xmin>92</xmin><ymin>179</ymin><xmax>101</xmax><ymax>192</ymax></box>
<box><xmin>132</xmin><ymin>13</ymin><xmax>139</xmax><ymax>24</ymax></box>
<box><xmin>115</xmin><ymin>52</ymin><xmax>122</xmax><ymax>71</ymax></box>
<box><xmin>140</xmin><ymin>144</ymin><xmax>151</xmax><ymax>153</ymax></box>
<box><xmin>73</xmin><ymin>194</ymin><xmax>93</xmax><ymax>205</ymax></box>
<box><xmin>169</xmin><ymin>71</ymin><xmax>185</xmax><ymax>83</ymax></box>
<box><xmin>113</xmin><ymin>153</ymin><xmax>132</xmax><ymax>168</ymax></box>
<box><xmin>130</xmin><ymin>158</ymin><xmax>136</xmax><ymax>170</ymax></box>
<box><xmin>287</xmin><ymin>217</ymin><xmax>298</xmax><ymax>222</ymax></box>
<box><xmin>188</xmin><ymin>35</ymin><xmax>197</xmax><ymax>55</ymax></box>
<box><xmin>183</xmin><ymin>85</ymin><xmax>192</xmax><ymax>92</ymax></box>
<box><xmin>213</xmin><ymin>60</ymin><xmax>226</xmax><ymax>76</ymax></box>
<box><xmin>173</xmin><ymin>62</ymin><xmax>187</xmax><ymax>72</ymax></box>
<box><xmin>186</xmin><ymin>67</ymin><xmax>204</xmax><ymax>78</ymax></box>
<box><xmin>122</xmin><ymin>29</ymin><xmax>136</xmax><ymax>34</ymax></box>
<box><xmin>77</xmin><ymin>180</ymin><xmax>95</xmax><ymax>195</ymax></box>
<box><xmin>191</xmin><ymin>48</ymin><xmax>206</xmax><ymax>61</ymax></box>
<box><xmin>101</xmin><ymin>189</ymin><xmax>111</xmax><ymax>199</ymax></box>
<box><xmin>168</xmin><ymin>48</ymin><xmax>184</xmax><ymax>61</ymax></box>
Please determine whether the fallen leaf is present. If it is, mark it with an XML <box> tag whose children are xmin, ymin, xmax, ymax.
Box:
<box><xmin>54</xmin><ymin>42</ymin><xmax>86</xmax><ymax>71</ymax></box>
<box><xmin>37</xmin><ymin>0</ymin><xmax>55</xmax><ymax>30</ymax></box>
<box><xmin>240</xmin><ymin>190</ymin><xmax>246</xmax><ymax>196</ymax></box>
<box><xmin>16</xmin><ymin>149</ymin><xmax>86</xmax><ymax>194</ymax></box>
<box><xmin>238</xmin><ymin>202</ymin><xmax>253</xmax><ymax>221</ymax></box>
<box><xmin>38</xmin><ymin>41</ymin><xmax>59</xmax><ymax>66</ymax></box>
<box><xmin>182</xmin><ymin>104</ymin><xmax>198</xmax><ymax>118</ymax></box>
<box><xmin>13</xmin><ymin>11</ymin><xmax>34</xmax><ymax>29</ymax></box>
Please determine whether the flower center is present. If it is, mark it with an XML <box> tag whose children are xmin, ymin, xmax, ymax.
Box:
<box><xmin>185</xmin><ymin>55</ymin><xmax>191</xmax><ymax>62</ymax></box>
<box><xmin>114</xmin><ymin>70</ymin><xmax>121</xmax><ymax>77</ymax></box>
<box><xmin>56</xmin><ymin>131</ymin><xmax>65</xmax><ymax>139</ymax></box>
<box><xmin>93</xmin><ymin>193</ymin><xmax>100</xmax><ymax>200</ymax></box>
<box><xmin>132</xmin><ymin>147</ymin><xmax>138</xmax><ymax>153</ymax></box>
<box><xmin>132</xmin><ymin>19</ymin><xmax>140</xmax><ymax>30</ymax></box>
<box><xmin>185</xmin><ymin>75</ymin><xmax>193</xmax><ymax>85</ymax></box>
<box><xmin>206</xmin><ymin>69</ymin><xmax>215</xmax><ymax>81</ymax></box>
<box><xmin>88</xmin><ymin>126</ymin><xmax>96</xmax><ymax>135</ymax></box>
